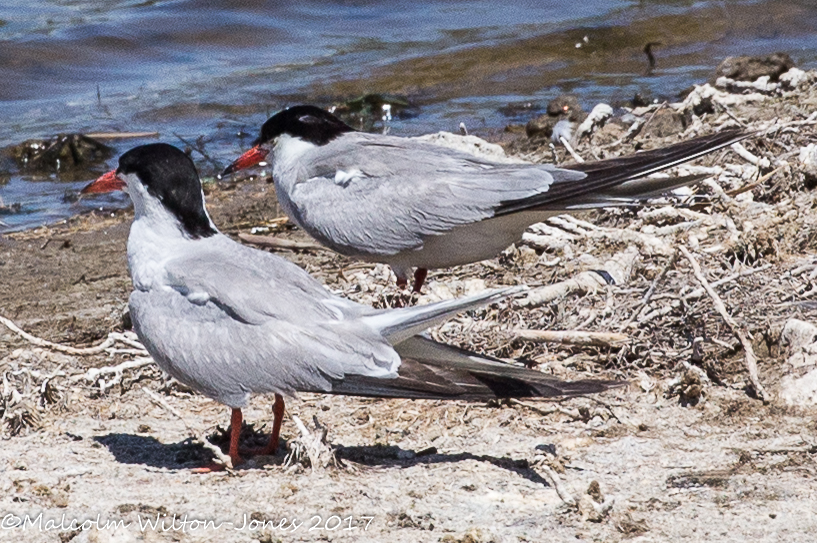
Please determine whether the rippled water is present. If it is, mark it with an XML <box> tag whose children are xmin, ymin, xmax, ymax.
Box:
<box><xmin>2</xmin><ymin>0</ymin><xmax>817</xmax><ymax>231</ymax></box>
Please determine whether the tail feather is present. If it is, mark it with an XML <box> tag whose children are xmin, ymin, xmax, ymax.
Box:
<box><xmin>555</xmin><ymin>174</ymin><xmax>708</xmax><ymax>210</ymax></box>
<box><xmin>327</xmin><ymin>336</ymin><xmax>625</xmax><ymax>400</ymax></box>
<box><xmin>361</xmin><ymin>285</ymin><xmax>527</xmax><ymax>345</ymax></box>
<box><xmin>599</xmin><ymin>173</ymin><xmax>708</xmax><ymax>199</ymax></box>
<box><xmin>497</xmin><ymin>128</ymin><xmax>753</xmax><ymax>215</ymax></box>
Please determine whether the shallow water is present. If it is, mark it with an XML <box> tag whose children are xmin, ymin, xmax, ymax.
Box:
<box><xmin>2</xmin><ymin>0</ymin><xmax>817</xmax><ymax>231</ymax></box>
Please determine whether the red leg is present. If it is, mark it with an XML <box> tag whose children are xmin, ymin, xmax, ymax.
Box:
<box><xmin>268</xmin><ymin>394</ymin><xmax>285</xmax><ymax>454</ymax></box>
<box><xmin>241</xmin><ymin>394</ymin><xmax>286</xmax><ymax>456</ymax></box>
<box><xmin>193</xmin><ymin>407</ymin><xmax>244</xmax><ymax>473</ymax></box>
<box><xmin>413</xmin><ymin>268</ymin><xmax>428</xmax><ymax>293</ymax></box>
<box><xmin>396</xmin><ymin>276</ymin><xmax>408</xmax><ymax>289</ymax></box>
<box><xmin>228</xmin><ymin>407</ymin><xmax>243</xmax><ymax>462</ymax></box>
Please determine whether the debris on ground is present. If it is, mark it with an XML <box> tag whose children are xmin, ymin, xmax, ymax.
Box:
<box><xmin>2</xmin><ymin>66</ymin><xmax>817</xmax><ymax>542</ymax></box>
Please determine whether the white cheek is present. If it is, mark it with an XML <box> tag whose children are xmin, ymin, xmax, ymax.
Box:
<box><xmin>274</xmin><ymin>135</ymin><xmax>317</xmax><ymax>165</ymax></box>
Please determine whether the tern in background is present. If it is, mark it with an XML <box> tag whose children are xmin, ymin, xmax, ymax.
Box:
<box><xmin>83</xmin><ymin>143</ymin><xmax>624</xmax><ymax>470</ymax></box>
<box><xmin>223</xmin><ymin>106</ymin><xmax>751</xmax><ymax>292</ymax></box>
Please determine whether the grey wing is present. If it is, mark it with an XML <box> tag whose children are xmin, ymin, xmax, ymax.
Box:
<box><xmin>161</xmin><ymin>241</ymin><xmax>343</xmax><ymax>325</ymax></box>
<box><xmin>133</xmin><ymin>248</ymin><xmax>400</xmax><ymax>404</ymax></box>
<box><xmin>287</xmin><ymin>134</ymin><xmax>585</xmax><ymax>256</ymax></box>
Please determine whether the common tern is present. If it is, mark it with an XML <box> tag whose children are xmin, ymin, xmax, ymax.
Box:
<box><xmin>223</xmin><ymin>105</ymin><xmax>751</xmax><ymax>292</ymax></box>
<box><xmin>82</xmin><ymin>143</ymin><xmax>624</xmax><ymax>470</ymax></box>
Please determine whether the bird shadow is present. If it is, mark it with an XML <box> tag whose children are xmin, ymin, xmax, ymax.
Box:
<box><xmin>94</xmin><ymin>433</ymin><xmax>213</xmax><ymax>470</ymax></box>
<box><xmin>335</xmin><ymin>444</ymin><xmax>552</xmax><ymax>487</ymax></box>
<box><xmin>95</xmin><ymin>433</ymin><xmax>553</xmax><ymax>488</ymax></box>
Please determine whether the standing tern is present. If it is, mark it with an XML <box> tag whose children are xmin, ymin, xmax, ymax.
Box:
<box><xmin>223</xmin><ymin>105</ymin><xmax>752</xmax><ymax>292</ymax></box>
<box><xmin>82</xmin><ymin>143</ymin><xmax>624</xmax><ymax>470</ymax></box>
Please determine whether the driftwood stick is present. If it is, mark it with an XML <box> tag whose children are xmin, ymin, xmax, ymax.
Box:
<box><xmin>730</xmin><ymin>142</ymin><xmax>770</xmax><ymax>168</ymax></box>
<box><xmin>85</xmin><ymin>131</ymin><xmax>159</xmax><ymax>140</ymax></box>
<box><xmin>0</xmin><ymin>315</ymin><xmax>115</xmax><ymax>355</ymax></box>
<box><xmin>559</xmin><ymin>136</ymin><xmax>585</xmax><ymax>163</ymax></box>
<box><xmin>678</xmin><ymin>246</ymin><xmax>769</xmax><ymax>403</ymax></box>
<box><xmin>238</xmin><ymin>233</ymin><xmax>329</xmax><ymax>252</ymax></box>
<box><xmin>537</xmin><ymin>463</ymin><xmax>577</xmax><ymax>507</ymax></box>
<box><xmin>549</xmin><ymin>215</ymin><xmax>672</xmax><ymax>255</ymax></box>
<box><xmin>70</xmin><ymin>357</ymin><xmax>153</xmax><ymax>385</ymax></box>
<box><xmin>290</xmin><ymin>415</ymin><xmax>333</xmax><ymax>472</ymax></box>
<box><xmin>518</xmin><ymin>246</ymin><xmax>639</xmax><ymax>308</ymax></box>
<box><xmin>515</xmin><ymin>330</ymin><xmax>629</xmax><ymax>348</ymax></box>
<box><xmin>726</xmin><ymin>166</ymin><xmax>782</xmax><ymax>197</ymax></box>
<box><xmin>107</xmin><ymin>331</ymin><xmax>148</xmax><ymax>351</ymax></box>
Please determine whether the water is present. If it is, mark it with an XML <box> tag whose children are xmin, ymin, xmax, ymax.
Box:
<box><xmin>2</xmin><ymin>0</ymin><xmax>817</xmax><ymax>232</ymax></box>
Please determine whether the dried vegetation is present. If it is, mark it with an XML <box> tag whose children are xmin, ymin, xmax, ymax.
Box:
<box><xmin>2</xmin><ymin>68</ymin><xmax>817</xmax><ymax>542</ymax></box>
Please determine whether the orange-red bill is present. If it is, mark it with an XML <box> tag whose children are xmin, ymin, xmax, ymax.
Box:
<box><xmin>81</xmin><ymin>170</ymin><xmax>126</xmax><ymax>194</ymax></box>
<box><xmin>221</xmin><ymin>145</ymin><xmax>268</xmax><ymax>176</ymax></box>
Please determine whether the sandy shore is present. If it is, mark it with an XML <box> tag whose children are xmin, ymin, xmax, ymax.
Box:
<box><xmin>2</xmin><ymin>71</ymin><xmax>817</xmax><ymax>543</ymax></box>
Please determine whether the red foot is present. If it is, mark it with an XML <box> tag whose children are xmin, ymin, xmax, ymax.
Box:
<box><xmin>191</xmin><ymin>460</ymin><xmax>241</xmax><ymax>474</ymax></box>
<box><xmin>194</xmin><ymin>397</ymin><xmax>285</xmax><ymax>472</ymax></box>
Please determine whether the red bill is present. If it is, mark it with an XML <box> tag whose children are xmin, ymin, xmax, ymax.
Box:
<box><xmin>81</xmin><ymin>170</ymin><xmax>126</xmax><ymax>194</ymax></box>
<box><xmin>221</xmin><ymin>145</ymin><xmax>269</xmax><ymax>176</ymax></box>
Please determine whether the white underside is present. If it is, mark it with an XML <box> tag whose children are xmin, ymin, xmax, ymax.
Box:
<box><xmin>378</xmin><ymin>211</ymin><xmax>557</xmax><ymax>277</ymax></box>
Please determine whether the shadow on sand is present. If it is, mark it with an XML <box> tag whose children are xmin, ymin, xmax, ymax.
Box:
<box><xmin>95</xmin><ymin>433</ymin><xmax>552</xmax><ymax>487</ymax></box>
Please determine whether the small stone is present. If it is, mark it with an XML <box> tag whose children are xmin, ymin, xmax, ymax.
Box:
<box><xmin>781</xmin><ymin>318</ymin><xmax>817</xmax><ymax>353</ymax></box>
<box><xmin>640</xmin><ymin>109</ymin><xmax>688</xmax><ymax>139</ymax></box>
<box><xmin>547</xmin><ymin>95</ymin><xmax>583</xmax><ymax>118</ymax></box>
<box><xmin>591</xmin><ymin>121</ymin><xmax>626</xmax><ymax>145</ymax></box>
<box><xmin>615</xmin><ymin>512</ymin><xmax>649</xmax><ymax>535</ymax></box>
<box><xmin>680</xmin><ymin>369</ymin><xmax>704</xmax><ymax>401</ymax></box>
<box><xmin>586</xmin><ymin>480</ymin><xmax>604</xmax><ymax>503</ymax></box>
<box><xmin>714</xmin><ymin>53</ymin><xmax>795</xmax><ymax>82</ymax></box>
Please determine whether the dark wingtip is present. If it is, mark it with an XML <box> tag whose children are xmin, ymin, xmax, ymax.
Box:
<box><xmin>565</xmin><ymin>378</ymin><xmax>629</xmax><ymax>395</ymax></box>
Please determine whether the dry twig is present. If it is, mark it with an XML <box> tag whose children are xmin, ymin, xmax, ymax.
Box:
<box><xmin>1</xmin><ymin>315</ymin><xmax>116</xmax><ymax>355</ymax></box>
<box><xmin>515</xmin><ymin>330</ymin><xmax>629</xmax><ymax>348</ymax></box>
<box><xmin>536</xmin><ymin>462</ymin><xmax>577</xmax><ymax>507</ymax></box>
<box><xmin>238</xmin><ymin>233</ymin><xmax>329</xmax><ymax>252</ymax></box>
<box><xmin>619</xmin><ymin>253</ymin><xmax>677</xmax><ymax>331</ymax></box>
<box><xmin>70</xmin><ymin>358</ymin><xmax>153</xmax><ymax>392</ymax></box>
<box><xmin>85</xmin><ymin>131</ymin><xmax>159</xmax><ymax>140</ymax></box>
<box><xmin>518</xmin><ymin>246</ymin><xmax>639</xmax><ymax>308</ymax></box>
<box><xmin>678</xmin><ymin>246</ymin><xmax>769</xmax><ymax>403</ymax></box>
<box><xmin>286</xmin><ymin>415</ymin><xmax>334</xmax><ymax>472</ymax></box>
<box><xmin>636</xmin><ymin>263</ymin><xmax>772</xmax><ymax>325</ymax></box>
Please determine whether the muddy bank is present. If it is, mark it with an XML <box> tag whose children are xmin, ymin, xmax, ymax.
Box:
<box><xmin>2</xmin><ymin>69</ymin><xmax>817</xmax><ymax>542</ymax></box>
